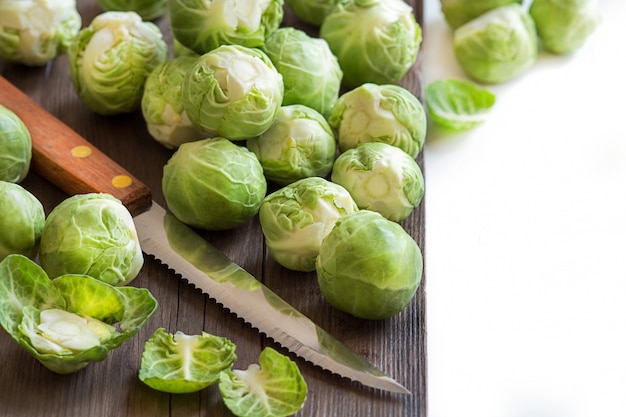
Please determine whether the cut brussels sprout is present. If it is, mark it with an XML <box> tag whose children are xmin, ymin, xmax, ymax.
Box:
<box><xmin>0</xmin><ymin>254</ymin><xmax>158</xmax><ymax>374</ymax></box>
<box><xmin>94</xmin><ymin>0</ymin><xmax>168</xmax><ymax>20</ymax></box>
<box><xmin>453</xmin><ymin>4</ymin><xmax>538</xmax><ymax>84</ymax></box>
<box><xmin>67</xmin><ymin>11</ymin><xmax>168</xmax><ymax>115</ymax></box>
<box><xmin>219</xmin><ymin>347</ymin><xmax>307</xmax><ymax>417</ymax></box>
<box><xmin>162</xmin><ymin>137</ymin><xmax>267</xmax><ymax>231</ymax></box>
<box><xmin>139</xmin><ymin>328</ymin><xmax>237</xmax><ymax>394</ymax></box>
<box><xmin>262</xmin><ymin>27</ymin><xmax>342</xmax><ymax>118</ymax></box>
<box><xmin>0</xmin><ymin>0</ymin><xmax>81</xmax><ymax>66</ymax></box>
<box><xmin>0</xmin><ymin>105</ymin><xmax>32</xmax><ymax>183</ymax></box>
<box><xmin>424</xmin><ymin>78</ymin><xmax>496</xmax><ymax>130</ymax></box>
<box><xmin>331</xmin><ymin>142</ymin><xmax>424</xmax><ymax>222</ymax></box>
<box><xmin>247</xmin><ymin>105</ymin><xmax>337</xmax><ymax>186</ymax></box>
<box><xmin>259</xmin><ymin>177</ymin><xmax>358</xmax><ymax>272</ymax></box>
<box><xmin>320</xmin><ymin>0</ymin><xmax>422</xmax><ymax>88</ymax></box>
<box><xmin>168</xmin><ymin>0</ymin><xmax>284</xmax><ymax>55</ymax></box>
<box><xmin>39</xmin><ymin>193</ymin><xmax>144</xmax><ymax>286</ymax></box>
<box><xmin>141</xmin><ymin>56</ymin><xmax>210</xmax><ymax>149</ymax></box>
<box><xmin>328</xmin><ymin>83</ymin><xmax>426</xmax><ymax>158</ymax></box>
<box><xmin>316</xmin><ymin>210</ymin><xmax>423</xmax><ymax>319</ymax></box>
<box><xmin>182</xmin><ymin>45</ymin><xmax>284</xmax><ymax>140</ymax></box>
<box><xmin>285</xmin><ymin>0</ymin><xmax>340</xmax><ymax>26</ymax></box>
<box><xmin>0</xmin><ymin>181</ymin><xmax>45</xmax><ymax>261</ymax></box>
<box><xmin>440</xmin><ymin>0</ymin><xmax>522</xmax><ymax>29</ymax></box>
<box><xmin>530</xmin><ymin>0</ymin><xmax>601</xmax><ymax>54</ymax></box>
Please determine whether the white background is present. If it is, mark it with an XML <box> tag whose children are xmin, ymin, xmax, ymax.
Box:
<box><xmin>422</xmin><ymin>1</ymin><xmax>626</xmax><ymax>416</ymax></box>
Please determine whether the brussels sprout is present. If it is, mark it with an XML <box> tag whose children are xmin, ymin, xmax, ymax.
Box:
<box><xmin>39</xmin><ymin>193</ymin><xmax>144</xmax><ymax>286</ymax></box>
<box><xmin>139</xmin><ymin>328</ymin><xmax>237</xmax><ymax>393</ymax></box>
<box><xmin>247</xmin><ymin>105</ymin><xmax>337</xmax><ymax>186</ymax></box>
<box><xmin>162</xmin><ymin>137</ymin><xmax>267</xmax><ymax>231</ymax></box>
<box><xmin>320</xmin><ymin>0</ymin><xmax>422</xmax><ymax>88</ymax></box>
<box><xmin>530</xmin><ymin>0</ymin><xmax>601</xmax><ymax>55</ymax></box>
<box><xmin>168</xmin><ymin>0</ymin><xmax>284</xmax><ymax>55</ymax></box>
<box><xmin>424</xmin><ymin>78</ymin><xmax>496</xmax><ymax>130</ymax></box>
<box><xmin>262</xmin><ymin>27</ymin><xmax>342</xmax><ymax>118</ymax></box>
<box><xmin>440</xmin><ymin>0</ymin><xmax>522</xmax><ymax>29</ymax></box>
<box><xmin>285</xmin><ymin>0</ymin><xmax>340</xmax><ymax>26</ymax></box>
<box><xmin>0</xmin><ymin>105</ymin><xmax>31</xmax><ymax>183</ymax></box>
<box><xmin>453</xmin><ymin>4</ymin><xmax>538</xmax><ymax>84</ymax></box>
<box><xmin>328</xmin><ymin>83</ymin><xmax>426</xmax><ymax>158</ymax></box>
<box><xmin>0</xmin><ymin>0</ymin><xmax>81</xmax><ymax>66</ymax></box>
<box><xmin>182</xmin><ymin>45</ymin><xmax>284</xmax><ymax>140</ymax></box>
<box><xmin>0</xmin><ymin>254</ymin><xmax>158</xmax><ymax>374</ymax></box>
<box><xmin>316</xmin><ymin>210</ymin><xmax>422</xmax><ymax>319</ymax></box>
<box><xmin>0</xmin><ymin>181</ymin><xmax>45</xmax><ymax>261</ymax></box>
<box><xmin>94</xmin><ymin>0</ymin><xmax>168</xmax><ymax>20</ymax></box>
<box><xmin>331</xmin><ymin>142</ymin><xmax>424</xmax><ymax>222</ymax></box>
<box><xmin>141</xmin><ymin>56</ymin><xmax>210</xmax><ymax>149</ymax></box>
<box><xmin>219</xmin><ymin>347</ymin><xmax>307</xmax><ymax>417</ymax></box>
<box><xmin>259</xmin><ymin>177</ymin><xmax>358</xmax><ymax>272</ymax></box>
<box><xmin>67</xmin><ymin>11</ymin><xmax>168</xmax><ymax>115</ymax></box>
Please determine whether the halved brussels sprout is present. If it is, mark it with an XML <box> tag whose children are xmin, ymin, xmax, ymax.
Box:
<box><xmin>141</xmin><ymin>56</ymin><xmax>210</xmax><ymax>149</ymax></box>
<box><xmin>0</xmin><ymin>0</ymin><xmax>81</xmax><ymax>66</ymax></box>
<box><xmin>262</xmin><ymin>27</ymin><xmax>342</xmax><ymax>118</ymax></box>
<box><xmin>168</xmin><ymin>0</ymin><xmax>284</xmax><ymax>55</ymax></box>
<box><xmin>0</xmin><ymin>104</ymin><xmax>32</xmax><ymax>183</ymax></box>
<box><xmin>67</xmin><ymin>11</ymin><xmax>168</xmax><ymax>115</ymax></box>
<box><xmin>453</xmin><ymin>4</ymin><xmax>538</xmax><ymax>84</ymax></box>
<box><xmin>247</xmin><ymin>105</ymin><xmax>337</xmax><ymax>186</ymax></box>
<box><xmin>94</xmin><ymin>0</ymin><xmax>168</xmax><ymax>20</ymax></box>
<box><xmin>259</xmin><ymin>177</ymin><xmax>358</xmax><ymax>272</ymax></box>
<box><xmin>39</xmin><ymin>193</ymin><xmax>144</xmax><ymax>286</ymax></box>
<box><xmin>440</xmin><ymin>0</ymin><xmax>522</xmax><ymax>29</ymax></box>
<box><xmin>162</xmin><ymin>137</ymin><xmax>267</xmax><ymax>231</ymax></box>
<box><xmin>182</xmin><ymin>45</ymin><xmax>284</xmax><ymax>140</ymax></box>
<box><xmin>320</xmin><ymin>0</ymin><xmax>422</xmax><ymax>88</ymax></box>
<box><xmin>328</xmin><ymin>83</ymin><xmax>427</xmax><ymax>158</ymax></box>
<box><xmin>0</xmin><ymin>181</ymin><xmax>45</xmax><ymax>261</ymax></box>
<box><xmin>331</xmin><ymin>142</ymin><xmax>424</xmax><ymax>222</ymax></box>
<box><xmin>530</xmin><ymin>0</ymin><xmax>601</xmax><ymax>54</ymax></box>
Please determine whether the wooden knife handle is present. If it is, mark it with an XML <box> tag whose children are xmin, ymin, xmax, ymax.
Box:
<box><xmin>0</xmin><ymin>76</ymin><xmax>152</xmax><ymax>215</ymax></box>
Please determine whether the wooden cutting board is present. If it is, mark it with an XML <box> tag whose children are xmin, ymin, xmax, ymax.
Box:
<box><xmin>0</xmin><ymin>1</ymin><xmax>426</xmax><ymax>416</ymax></box>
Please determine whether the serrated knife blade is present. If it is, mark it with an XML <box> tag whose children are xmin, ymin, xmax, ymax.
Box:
<box><xmin>0</xmin><ymin>76</ymin><xmax>410</xmax><ymax>395</ymax></box>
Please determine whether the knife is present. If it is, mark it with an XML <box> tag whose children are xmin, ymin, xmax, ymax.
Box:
<box><xmin>0</xmin><ymin>76</ymin><xmax>410</xmax><ymax>395</ymax></box>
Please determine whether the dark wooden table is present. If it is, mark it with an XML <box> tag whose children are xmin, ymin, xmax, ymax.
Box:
<box><xmin>0</xmin><ymin>1</ymin><xmax>426</xmax><ymax>416</ymax></box>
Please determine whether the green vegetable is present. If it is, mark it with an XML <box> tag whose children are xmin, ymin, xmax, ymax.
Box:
<box><xmin>316</xmin><ymin>210</ymin><xmax>422</xmax><ymax>319</ymax></box>
<box><xmin>0</xmin><ymin>254</ymin><xmax>157</xmax><ymax>374</ymax></box>
<box><xmin>141</xmin><ymin>56</ymin><xmax>209</xmax><ymax>149</ymax></box>
<box><xmin>328</xmin><ymin>83</ymin><xmax>427</xmax><ymax>158</ymax></box>
<box><xmin>453</xmin><ymin>4</ymin><xmax>538</xmax><ymax>84</ymax></box>
<box><xmin>262</xmin><ymin>27</ymin><xmax>342</xmax><ymax>119</ymax></box>
<box><xmin>139</xmin><ymin>328</ymin><xmax>237</xmax><ymax>394</ymax></box>
<box><xmin>285</xmin><ymin>0</ymin><xmax>340</xmax><ymax>26</ymax></box>
<box><xmin>182</xmin><ymin>45</ymin><xmax>284</xmax><ymax>140</ymax></box>
<box><xmin>219</xmin><ymin>347</ymin><xmax>307</xmax><ymax>417</ymax></box>
<box><xmin>247</xmin><ymin>105</ymin><xmax>337</xmax><ymax>186</ymax></box>
<box><xmin>0</xmin><ymin>105</ymin><xmax>31</xmax><ymax>183</ymax></box>
<box><xmin>167</xmin><ymin>0</ymin><xmax>284</xmax><ymax>55</ymax></box>
<box><xmin>424</xmin><ymin>78</ymin><xmax>496</xmax><ymax>130</ymax></box>
<box><xmin>67</xmin><ymin>11</ymin><xmax>168</xmax><ymax>115</ymax></box>
<box><xmin>331</xmin><ymin>142</ymin><xmax>424</xmax><ymax>222</ymax></box>
<box><xmin>530</xmin><ymin>0</ymin><xmax>601</xmax><ymax>54</ymax></box>
<box><xmin>440</xmin><ymin>0</ymin><xmax>522</xmax><ymax>29</ymax></box>
<box><xmin>94</xmin><ymin>0</ymin><xmax>168</xmax><ymax>20</ymax></box>
<box><xmin>320</xmin><ymin>0</ymin><xmax>422</xmax><ymax>88</ymax></box>
<box><xmin>162</xmin><ymin>137</ymin><xmax>267</xmax><ymax>231</ymax></box>
<box><xmin>0</xmin><ymin>181</ymin><xmax>45</xmax><ymax>261</ymax></box>
<box><xmin>259</xmin><ymin>177</ymin><xmax>358</xmax><ymax>272</ymax></box>
<box><xmin>39</xmin><ymin>193</ymin><xmax>144</xmax><ymax>286</ymax></box>
<box><xmin>0</xmin><ymin>0</ymin><xmax>81</xmax><ymax>66</ymax></box>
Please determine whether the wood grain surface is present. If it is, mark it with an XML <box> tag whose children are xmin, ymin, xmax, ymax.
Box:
<box><xmin>0</xmin><ymin>1</ymin><xmax>426</xmax><ymax>416</ymax></box>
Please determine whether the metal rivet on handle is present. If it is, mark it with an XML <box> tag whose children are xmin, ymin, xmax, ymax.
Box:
<box><xmin>112</xmin><ymin>175</ymin><xmax>132</xmax><ymax>188</ymax></box>
<box><xmin>71</xmin><ymin>145</ymin><xmax>92</xmax><ymax>158</ymax></box>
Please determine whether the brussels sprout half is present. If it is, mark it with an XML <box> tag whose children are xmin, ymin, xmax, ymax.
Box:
<box><xmin>440</xmin><ymin>0</ymin><xmax>522</xmax><ymax>29</ymax></box>
<box><xmin>0</xmin><ymin>181</ymin><xmax>45</xmax><ymax>261</ymax></box>
<box><xmin>0</xmin><ymin>0</ymin><xmax>81</xmax><ymax>66</ymax></box>
<box><xmin>0</xmin><ymin>105</ymin><xmax>32</xmax><ymax>183</ymax></box>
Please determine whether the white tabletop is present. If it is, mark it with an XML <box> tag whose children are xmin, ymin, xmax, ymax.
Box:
<box><xmin>422</xmin><ymin>1</ymin><xmax>626</xmax><ymax>416</ymax></box>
